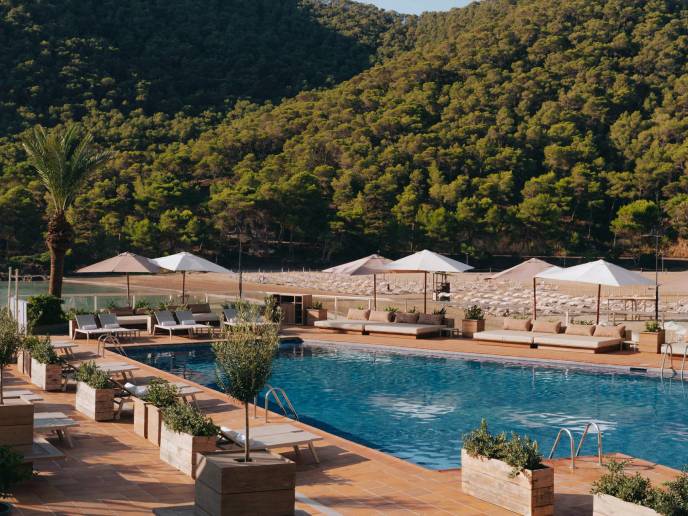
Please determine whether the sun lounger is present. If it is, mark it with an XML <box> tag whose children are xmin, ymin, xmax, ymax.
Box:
<box><xmin>123</xmin><ymin>381</ymin><xmax>202</xmax><ymax>406</ymax></box>
<box><xmin>97</xmin><ymin>313</ymin><xmax>140</xmax><ymax>339</ymax></box>
<box><xmin>219</xmin><ymin>423</ymin><xmax>322</xmax><ymax>463</ymax></box>
<box><xmin>3</xmin><ymin>389</ymin><xmax>43</xmax><ymax>402</ymax></box>
<box><xmin>34</xmin><ymin>412</ymin><xmax>79</xmax><ymax>447</ymax></box>
<box><xmin>188</xmin><ymin>303</ymin><xmax>221</xmax><ymax>325</ymax></box>
<box><xmin>73</xmin><ymin>314</ymin><xmax>118</xmax><ymax>342</ymax></box>
<box><xmin>153</xmin><ymin>311</ymin><xmax>211</xmax><ymax>340</ymax></box>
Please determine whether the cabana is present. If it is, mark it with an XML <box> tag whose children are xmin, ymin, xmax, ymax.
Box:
<box><xmin>323</xmin><ymin>254</ymin><xmax>391</xmax><ymax>310</ymax></box>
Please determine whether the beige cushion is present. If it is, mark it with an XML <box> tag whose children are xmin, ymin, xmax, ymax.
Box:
<box><xmin>347</xmin><ymin>309</ymin><xmax>370</xmax><ymax>321</ymax></box>
<box><xmin>368</xmin><ymin>310</ymin><xmax>393</xmax><ymax>323</ymax></box>
<box><xmin>503</xmin><ymin>318</ymin><xmax>532</xmax><ymax>331</ymax></box>
<box><xmin>315</xmin><ymin>320</ymin><xmax>365</xmax><ymax>331</ymax></box>
<box><xmin>395</xmin><ymin>312</ymin><xmax>419</xmax><ymax>324</ymax></box>
<box><xmin>531</xmin><ymin>320</ymin><xmax>561</xmax><ymax>334</ymax></box>
<box><xmin>366</xmin><ymin>323</ymin><xmax>442</xmax><ymax>336</ymax></box>
<box><xmin>593</xmin><ymin>325</ymin><xmax>626</xmax><ymax>338</ymax></box>
<box><xmin>418</xmin><ymin>314</ymin><xmax>444</xmax><ymax>325</ymax></box>
<box><xmin>534</xmin><ymin>334</ymin><xmax>622</xmax><ymax>349</ymax></box>
<box><xmin>474</xmin><ymin>330</ymin><xmax>534</xmax><ymax>344</ymax></box>
<box><xmin>565</xmin><ymin>324</ymin><xmax>595</xmax><ymax>336</ymax></box>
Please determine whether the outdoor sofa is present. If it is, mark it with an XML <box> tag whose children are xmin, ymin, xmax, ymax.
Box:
<box><xmin>473</xmin><ymin>318</ymin><xmax>625</xmax><ymax>353</ymax></box>
<box><xmin>314</xmin><ymin>309</ymin><xmax>445</xmax><ymax>338</ymax></box>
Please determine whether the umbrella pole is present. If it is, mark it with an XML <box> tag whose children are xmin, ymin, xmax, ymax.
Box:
<box><xmin>596</xmin><ymin>283</ymin><xmax>601</xmax><ymax>324</ymax></box>
<box><xmin>182</xmin><ymin>271</ymin><xmax>186</xmax><ymax>304</ymax></box>
<box><xmin>126</xmin><ymin>273</ymin><xmax>131</xmax><ymax>307</ymax></box>
<box><xmin>532</xmin><ymin>277</ymin><xmax>537</xmax><ymax>320</ymax></box>
<box><xmin>373</xmin><ymin>274</ymin><xmax>377</xmax><ymax>310</ymax></box>
<box><xmin>424</xmin><ymin>271</ymin><xmax>427</xmax><ymax>314</ymax></box>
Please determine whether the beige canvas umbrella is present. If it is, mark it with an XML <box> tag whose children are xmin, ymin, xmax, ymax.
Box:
<box><xmin>323</xmin><ymin>254</ymin><xmax>391</xmax><ymax>309</ymax></box>
<box><xmin>535</xmin><ymin>259</ymin><xmax>654</xmax><ymax>323</ymax></box>
<box><xmin>382</xmin><ymin>250</ymin><xmax>473</xmax><ymax>313</ymax></box>
<box><xmin>151</xmin><ymin>252</ymin><xmax>232</xmax><ymax>302</ymax></box>
<box><xmin>487</xmin><ymin>258</ymin><xmax>562</xmax><ymax>318</ymax></box>
<box><xmin>76</xmin><ymin>252</ymin><xmax>161</xmax><ymax>304</ymax></box>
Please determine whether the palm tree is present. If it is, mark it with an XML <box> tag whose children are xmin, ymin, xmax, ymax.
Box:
<box><xmin>22</xmin><ymin>125</ymin><xmax>111</xmax><ymax>297</ymax></box>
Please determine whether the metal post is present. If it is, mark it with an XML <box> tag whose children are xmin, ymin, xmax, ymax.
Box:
<box><xmin>532</xmin><ymin>277</ymin><xmax>537</xmax><ymax>320</ymax></box>
<box><xmin>7</xmin><ymin>267</ymin><xmax>12</xmax><ymax>309</ymax></box>
<box><xmin>655</xmin><ymin>233</ymin><xmax>659</xmax><ymax>322</ymax></box>
<box><xmin>14</xmin><ymin>269</ymin><xmax>19</xmax><ymax>322</ymax></box>
<box><xmin>94</xmin><ymin>295</ymin><xmax>98</xmax><ymax>312</ymax></box>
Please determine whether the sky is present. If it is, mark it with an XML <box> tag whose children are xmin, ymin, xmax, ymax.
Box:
<box><xmin>364</xmin><ymin>0</ymin><xmax>472</xmax><ymax>14</ymax></box>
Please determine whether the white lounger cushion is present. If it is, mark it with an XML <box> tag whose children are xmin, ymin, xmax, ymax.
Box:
<box><xmin>365</xmin><ymin>323</ymin><xmax>444</xmax><ymax>336</ymax></box>
<box><xmin>314</xmin><ymin>320</ymin><xmax>366</xmax><ymax>331</ymax></box>
<box><xmin>533</xmin><ymin>333</ymin><xmax>622</xmax><ymax>349</ymax></box>
<box><xmin>474</xmin><ymin>329</ymin><xmax>533</xmax><ymax>344</ymax></box>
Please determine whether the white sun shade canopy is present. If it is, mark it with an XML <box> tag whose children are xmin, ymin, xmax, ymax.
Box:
<box><xmin>77</xmin><ymin>252</ymin><xmax>161</xmax><ymax>274</ymax></box>
<box><xmin>383</xmin><ymin>249</ymin><xmax>473</xmax><ymax>273</ymax></box>
<box><xmin>322</xmin><ymin>254</ymin><xmax>392</xmax><ymax>276</ymax></box>
<box><xmin>487</xmin><ymin>258</ymin><xmax>560</xmax><ymax>282</ymax></box>
<box><xmin>151</xmin><ymin>252</ymin><xmax>232</xmax><ymax>274</ymax></box>
<box><xmin>534</xmin><ymin>259</ymin><xmax>654</xmax><ymax>287</ymax></box>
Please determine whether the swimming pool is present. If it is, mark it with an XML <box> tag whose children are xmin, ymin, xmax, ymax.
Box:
<box><xmin>120</xmin><ymin>341</ymin><xmax>688</xmax><ymax>470</ymax></box>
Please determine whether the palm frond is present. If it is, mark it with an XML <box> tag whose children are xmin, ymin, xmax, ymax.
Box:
<box><xmin>22</xmin><ymin>124</ymin><xmax>111</xmax><ymax>213</ymax></box>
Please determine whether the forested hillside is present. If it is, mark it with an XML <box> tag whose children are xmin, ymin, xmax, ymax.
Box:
<box><xmin>2</xmin><ymin>0</ymin><xmax>688</xmax><ymax>270</ymax></box>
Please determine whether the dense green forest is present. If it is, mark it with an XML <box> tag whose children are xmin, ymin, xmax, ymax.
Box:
<box><xmin>2</xmin><ymin>0</ymin><xmax>688</xmax><ymax>271</ymax></box>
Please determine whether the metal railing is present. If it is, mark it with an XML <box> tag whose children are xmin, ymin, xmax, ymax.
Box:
<box><xmin>548</xmin><ymin>428</ymin><xmax>576</xmax><ymax>469</ymax></box>
<box><xmin>549</xmin><ymin>422</ymin><xmax>604</xmax><ymax>470</ymax></box>
<box><xmin>262</xmin><ymin>385</ymin><xmax>299</xmax><ymax>423</ymax></box>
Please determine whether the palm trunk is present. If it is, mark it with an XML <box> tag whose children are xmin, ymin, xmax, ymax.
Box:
<box><xmin>244</xmin><ymin>401</ymin><xmax>250</xmax><ymax>462</ymax></box>
<box><xmin>49</xmin><ymin>247</ymin><xmax>66</xmax><ymax>297</ymax></box>
<box><xmin>46</xmin><ymin>211</ymin><xmax>72</xmax><ymax>298</ymax></box>
<box><xmin>0</xmin><ymin>366</ymin><xmax>4</xmax><ymax>405</ymax></box>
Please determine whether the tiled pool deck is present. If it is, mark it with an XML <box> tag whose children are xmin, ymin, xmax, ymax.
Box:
<box><xmin>8</xmin><ymin>330</ymin><xmax>685</xmax><ymax>515</ymax></box>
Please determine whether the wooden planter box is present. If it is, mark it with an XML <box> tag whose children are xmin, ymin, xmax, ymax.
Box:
<box><xmin>306</xmin><ymin>308</ymin><xmax>327</xmax><ymax>326</ymax></box>
<box><xmin>17</xmin><ymin>349</ymin><xmax>31</xmax><ymax>376</ymax></box>
<box><xmin>147</xmin><ymin>405</ymin><xmax>163</xmax><ymax>446</ymax></box>
<box><xmin>638</xmin><ymin>331</ymin><xmax>665</xmax><ymax>354</ymax></box>
<box><xmin>30</xmin><ymin>359</ymin><xmax>62</xmax><ymax>392</ymax></box>
<box><xmin>461</xmin><ymin>319</ymin><xmax>485</xmax><ymax>338</ymax></box>
<box><xmin>133</xmin><ymin>397</ymin><xmax>149</xmax><ymax>439</ymax></box>
<box><xmin>76</xmin><ymin>382</ymin><xmax>114</xmax><ymax>421</ymax></box>
<box><xmin>160</xmin><ymin>423</ymin><xmax>216</xmax><ymax>478</ymax></box>
<box><xmin>461</xmin><ymin>449</ymin><xmax>554</xmax><ymax>515</ymax></box>
<box><xmin>593</xmin><ymin>493</ymin><xmax>659</xmax><ymax>515</ymax></box>
<box><xmin>195</xmin><ymin>450</ymin><xmax>295</xmax><ymax>516</ymax></box>
<box><xmin>0</xmin><ymin>398</ymin><xmax>34</xmax><ymax>446</ymax></box>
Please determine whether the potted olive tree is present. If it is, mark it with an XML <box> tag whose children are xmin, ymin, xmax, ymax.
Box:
<box><xmin>0</xmin><ymin>445</ymin><xmax>33</xmax><ymax>514</ymax></box>
<box><xmin>204</xmin><ymin>316</ymin><xmax>295</xmax><ymax>515</ymax></box>
<box><xmin>0</xmin><ymin>310</ymin><xmax>21</xmax><ymax>405</ymax></box>
<box><xmin>461</xmin><ymin>305</ymin><xmax>485</xmax><ymax>337</ymax></box>
<box><xmin>133</xmin><ymin>379</ymin><xmax>179</xmax><ymax>445</ymax></box>
<box><xmin>75</xmin><ymin>361</ymin><xmax>114</xmax><ymax>421</ymax></box>
<box><xmin>16</xmin><ymin>335</ymin><xmax>39</xmax><ymax>377</ymax></box>
<box><xmin>29</xmin><ymin>337</ymin><xmax>62</xmax><ymax>392</ymax></box>
<box><xmin>638</xmin><ymin>321</ymin><xmax>665</xmax><ymax>354</ymax></box>
<box><xmin>461</xmin><ymin>420</ymin><xmax>553</xmax><ymax>515</ymax></box>
<box><xmin>159</xmin><ymin>402</ymin><xmax>217</xmax><ymax>478</ymax></box>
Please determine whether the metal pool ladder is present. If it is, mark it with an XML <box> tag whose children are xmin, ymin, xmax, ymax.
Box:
<box><xmin>548</xmin><ymin>422</ymin><xmax>603</xmax><ymax>470</ymax></box>
<box><xmin>259</xmin><ymin>385</ymin><xmax>299</xmax><ymax>422</ymax></box>
<box><xmin>660</xmin><ymin>343</ymin><xmax>688</xmax><ymax>380</ymax></box>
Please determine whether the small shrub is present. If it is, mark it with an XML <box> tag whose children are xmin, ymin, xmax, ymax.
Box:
<box><xmin>161</xmin><ymin>402</ymin><xmax>218</xmax><ymax>437</ymax></box>
<box><xmin>591</xmin><ymin>460</ymin><xmax>656</xmax><ymax>508</ymax></box>
<box><xmin>0</xmin><ymin>445</ymin><xmax>33</xmax><ymax>498</ymax></box>
<box><xmin>654</xmin><ymin>467</ymin><xmax>688</xmax><ymax>515</ymax></box>
<box><xmin>19</xmin><ymin>335</ymin><xmax>40</xmax><ymax>353</ymax></box>
<box><xmin>27</xmin><ymin>295</ymin><xmax>65</xmax><ymax>327</ymax></box>
<box><xmin>75</xmin><ymin>361</ymin><xmax>111</xmax><ymax>389</ymax></box>
<box><xmin>571</xmin><ymin>319</ymin><xmax>595</xmax><ymax>325</ymax></box>
<box><xmin>464</xmin><ymin>305</ymin><xmax>485</xmax><ymax>321</ymax></box>
<box><xmin>433</xmin><ymin>306</ymin><xmax>447</xmax><ymax>316</ymax></box>
<box><xmin>263</xmin><ymin>296</ymin><xmax>283</xmax><ymax>323</ymax></box>
<box><xmin>462</xmin><ymin>419</ymin><xmax>544</xmax><ymax>477</ymax></box>
<box><xmin>309</xmin><ymin>300</ymin><xmax>324</xmax><ymax>310</ymax></box>
<box><xmin>408</xmin><ymin>306</ymin><xmax>417</xmax><ymax>313</ymax></box>
<box><xmin>29</xmin><ymin>336</ymin><xmax>61</xmax><ymax>365</ymax></box>
<box><xmin>0</xmin><ymin>310</ymin><xmax>22</xmax><ymax>403</ymax></box>
<box><xmin>135</xmin><ymin>299</ymin><xmax>152</xmax><ymax>309</ymax></box>
<box><xmin>645</xmin><ymin>321</ymin><xmax>662</xmax><ymax>333</ymax></box>
<box><xmin>144</xmin><ymin>378</ymin><xmax>179</xmax><ymax>408</ymax></box>
<box><xmin>384</xmin><ymin>306</ymin><xmax>400</xmax><ymax>313</ymax></box>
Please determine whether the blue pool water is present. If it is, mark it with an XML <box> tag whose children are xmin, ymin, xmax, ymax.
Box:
<box><xmin>120</xmin><ymin>341</ymin><xmax>688</xmax><ymax>470</ymax></box>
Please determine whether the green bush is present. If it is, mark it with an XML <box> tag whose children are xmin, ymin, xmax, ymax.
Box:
<box><xmin>263</xmin><ymin>296</ymin><xmax>282</xmax><ymax>323</ymax></box>
<box><xmin>654</xmin><ymin>468</ymin><xmax>688</xmax><ymax>515</ymax></box>
<box><xmin>433</xmin><ymin>306</ymin><xmax>447</xmax><ymax>315</ymax></box>
<box><xmin>645</xmin><ymin>321</ymin><xmax>662</xmax><ymax>333</ymax></box>
<box><xmin>27</xmin><ymin>295</ymin><xmax>66</xmax><ymax>327</ymax></box>
<box><xmin>75</xmin><ymin>361</ymin><xmax>111</xmax><ymax>389</ymax></box>
<box><xmin>0</xmin><ymin>445</ymin><xmax>33</xmax><ymax>498</ymax></box>
<box><xmin>28</xmin><ymin>336</ymin><xmax>60</xmax><ymax>365</ymax></box>
<box><xmin>161</xmin><ymin>402</ymin><xmax>218</xmax><ymax>437</ymax></box>
<box><xmin>464</xmin><ymin>305</ymin><xmax>484</xmax><ymax>320</ymax></box>
<box><xmin>309</xmin><ymin>300</ymin><xmax>324</xmax><ymax>310</ymax></box>
<box><xmin>144</xmin><ymin>379</ymin><xmax>179</xmax><ymax>408</ymax></box>
<box><xmin>462</xmin><ymin>419</ymin><xmax>544</xmax><ymax>477</ymax></box>
<box><xmin>384</xmin><ymin>306</ymin><xmax>400</xmax><ymax>313</ymax></box>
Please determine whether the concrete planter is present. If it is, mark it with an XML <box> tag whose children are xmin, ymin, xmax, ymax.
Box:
<box><xmin>160</xmin><ymin>423</ymin><xmax>216</xmax><ymax>478</ymax></box>
<box><xmin>638</xmin><ymin>331</ymin><xmax>665</xmax><ymax>354</ymax></box>
<box><xmin>593</xmin><ymin>493</ymin><xmax>659</xmax><ymax>515</ymax></box>
<box><xmin>0</xmin><ymin>398</ymin><xmax>34</xmax><ymax>446</ymax></box>
<box><xmin>133</xmin><ymin>397</ymin><xmax>149</xmax><ymax>439</ymax></box>
<box><xmin>306</xmin><ymin>308</ymin><xmax>328</xmax><ymax>326</ymax></box>
<box><xmin>30</xmin><ymin>359</ymin><xmax>62</xmax><ymax>392</ymax></box>
<box><xmin>147</xmin><ymin>405</ymin><xmax>163</xmax><ymax>446</ymax></box>
<box><xmin>461</xmin><ymin>449</ymin><xmax>554</xmax><ymax>516</ymax></box>
<box><xmin>461</xmin><ymin>319</ymin><xmax>485</xmax><ymax>338</ymax></box>
<box><xmin>76</xmin><ymin>382</ymin><xmax>114</xmax><ymax>421</ymax></box>
<box><xmin>195</xmin><ymin>451</ymin><xmax>296</xmax><ymax>516</ymax></box>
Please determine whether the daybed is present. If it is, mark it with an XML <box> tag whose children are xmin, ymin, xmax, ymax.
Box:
<box><xmin>315</xmin><ymin>309</ymin><xmax>445</xmax><ymax>338</ymax></box>
<box><xmin>473</xmin><ymin>318</ymin><xmax>625</xmax><ymax>353</ymax></box>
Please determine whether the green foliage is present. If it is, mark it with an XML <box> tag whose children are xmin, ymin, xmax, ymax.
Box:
<box><xmin>462</xmin><ymin>419</ymin><xmax>544</xmax><ymax>478</ymax></box>
<box><xmin>161</xmin><ymin>402</ymin><xmax>218</xmax><ymax>437</ymax></box>
<box><xmin>29</xmin><ymin>336</ymin><xmax>60</xmax><ymax>365</ymax></box>
<box><xmin>433</xmin><ymin>306</ymin><xmax>447</xmax><ymax>316</ymax></box>
<box><xmin>27</xmin><ymin>295</ymin><xmax>65</xmax><ymax>327</ymax></box>
<box><xmin>591</xmin><ymin>460</ymin><xmax>657</xmax><ymax>508</ymax></box>
<box><xmin>0</xmin><ymin>445</ymin><xmax>33</xmax><ymax>498</ymax></box>
<box><xmin>309</xmin><ymin>301</ymin><xmax>324</xmax><ymax>310</ymax></box>
<box><xmin>464</xmin><ymin>305</ymin><xmax>484</xmax><ymax>321</ymax></box>
<box><xmin>384</xmin><ymin>306</ymin><xmax>400</xmax><ymax>313</ymax></box>
<box><xmin>653</xmin><ymin>468</ymin><xmax>688</xmax><ymax>516</ymax></box>
<box><xmin>645</xmin><ymin>321</ymin><xmax>662</xmax><ymax>333</ymax></box>
<box><xmin>262</xmin><ymin>296</ymin><xmax>283</xmax><ymax>323</ymax></box>
<box><xmin>144</xmin><ymin>379</ymin><xmax>179</xmax><ymax>408</ymax></box>
<box><xmin>75</xmin><ymin>361</ymin><xmax>111</xmax><ymax>389</ymax></box>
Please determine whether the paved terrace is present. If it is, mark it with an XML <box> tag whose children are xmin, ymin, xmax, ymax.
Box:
<box><xmin>8</xmin><ymin>331</ymin><xmax>684</xmax><ymax>515</ymax></box>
